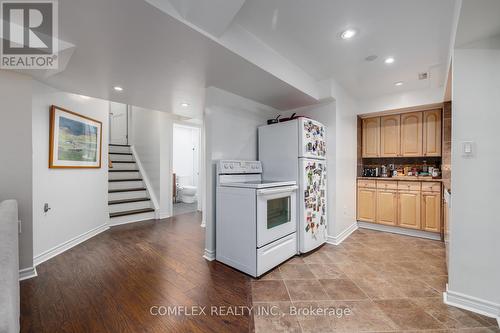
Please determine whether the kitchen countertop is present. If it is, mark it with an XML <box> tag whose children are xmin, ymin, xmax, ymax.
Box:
<box><xmin>357</xmin><ymin>177</ymin><xmax>443</xmax><ymax>182</ymax></box>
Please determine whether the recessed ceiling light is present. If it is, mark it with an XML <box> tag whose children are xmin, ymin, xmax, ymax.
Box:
<box><xmin>340</xmin><ymin>29</ymin><xmax>357</xmax><ymax>40</ymax></box>
<box><xmin>113</xmin><ymin>86</ymin><xmax>123</xmax><ymax>92</ymax></box>
<box><xmin>365</xmin><ymin>55</ymin><xmax>378</xmax><ymax>62</ymax></box>
<box><xmin>180</xmin><ymin>102</ymin><xmax>190</xmax><ymax>107</ymax></box>
<box><xmin>384</xmin><ymin>57</ymin><xmax>395</xmax><ymax>64</ymax></box>
<box><xmin>394</xmin><ymin>81</ymin><xmax>404</xmax><ymax>86</ymax></box>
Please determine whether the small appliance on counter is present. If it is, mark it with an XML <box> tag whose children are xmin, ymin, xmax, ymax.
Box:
<box><xmin>362</xmin><ymin>167</ymin><xmax>379</xmax><ymax>177</ymax></box>
<box><xmin>216</xmin><ymin>160</ymin><xmax>298</xmax><ymax>277</ymax></box>
<box><xmin>380</xmin><ymin>165</ymin><xmax>388</xmax><ymax>177</ymax></box>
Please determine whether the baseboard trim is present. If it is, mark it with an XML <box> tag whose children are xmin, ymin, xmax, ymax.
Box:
<box><xmin>19</xmin><ymin>266</ymin><xmax>38</xmax><ymax>281</ymax></box>
<box><xmin>326</xmin><ymin>223</ymin><xmax>358</xmax><ymax>246</ymax></box>
<box><xmin>444</xmin><ymin>286</ymin><xmax>500</xmax><ymax>320</ymax></box>
<box><xmin>358</xmin><ymin>221</ymin><xmax>441</xmax><ymax>240</ymax></box>
<box><xmin>34</xmin><ymin>223</ymin><xmax>109</xmax><ymax>266</ymax></box>
<box><xmin>203</xmin><ymin>248</ymin><xmax>215</xmax><ymax>261</ymax></box>
<box><xmin>158</xmin><ymin>211</ymin><xmax>170</xmax><ymax>220</ymax></box>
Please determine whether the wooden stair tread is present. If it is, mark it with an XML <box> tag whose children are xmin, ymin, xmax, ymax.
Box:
<box><xmin>108</xmin><ymin>188</ymin><xmax>146</xmax><ymax>193</ymax></box>
<box><xmin>109</xmin><ymin>198</ymin><xmax>150</xmax><ymax>205</ymax></box>
<box><xmin>109</xmin><ymin>144</ymin><xmax>130</xmax><ymax>147</ymax></box>
<box><xmin>109</xmin><ymin>178</ymin><xmax>142</xmax><ymax>182</ymax></box>
<box><xmin>109</xmin><ymin>169</ymin><xmax>138</xmax><ymax>172</ymax></box>
<box><xmin>110</xmin><ymin>161</ymin><xmax>136</xmax><ymax>164</ymax></box>
<box><xmin>110</xmin><ymin>208</ymin><xmax>155</xmax><ymax>218</ymax></box>
<box><xmin>109</xmin><ymin>152</ymin><xmax>133</xmax><ymax>155</ymax></box>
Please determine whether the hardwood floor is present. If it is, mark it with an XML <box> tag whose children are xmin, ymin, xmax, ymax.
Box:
<box><xmin>20</xmin><ymin>212</ymin><xmax>253</xmax><ymax>333</ymax></box>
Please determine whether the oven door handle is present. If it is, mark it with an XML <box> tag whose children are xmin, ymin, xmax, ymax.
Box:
<box><xmin>257</xmin><ymin>185</ymin><xmax>298</xmax><ymax>196</ymax></box>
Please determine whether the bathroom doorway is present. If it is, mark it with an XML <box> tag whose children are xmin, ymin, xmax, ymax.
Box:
<box><xmin>172</xmin><ymin>124</ymin><xmax>201</xmax><ymax>216</ymax></box>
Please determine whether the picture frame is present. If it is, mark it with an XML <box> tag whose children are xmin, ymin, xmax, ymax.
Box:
<box><xmin>49</xmin><ymin>105</ymin><xmax>102</xmax><ymax>169</ymax></box>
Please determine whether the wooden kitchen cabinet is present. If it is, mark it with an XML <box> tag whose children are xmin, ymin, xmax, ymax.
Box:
<box><xmin>357</xmin><ymin>180</ymin><xmax>442</xmax><ymax>234</ymax></box>
<box><xmin>398</xmin><ymin>191</ymin><xmax>421</xmax><ymax>229</ymax></box>
<box><xmin>376</xmin><ymin>189</ymin><xmax>398</xmax><ymax>226</ymax></box>
<box><xmin>357</xmin><ymin>185</ymin><xmax>376</xmax><ymax>222</ymax></box>
<box><xmin>362</xmin><ymin>117</ymin><xmax>380</xmax><ymax>157</ymax></box>
<box><xmin>380</xmin><ymin>115</ymin><xmax>401</xmax><ymax>157</ymax></box>
<box><xmin>401</xmin><ymin>112</ymin><xmax>423</xmax><ymax>156</ymax></box>
<box><xmin>421</xmin><ymin>192</ymin><xmax>441</xmax><ymax>232</ymax></box>
<box><xmin>423</xmin><ymin>109</ymin><xmax>442</xmax><ymax>156</ymax></box>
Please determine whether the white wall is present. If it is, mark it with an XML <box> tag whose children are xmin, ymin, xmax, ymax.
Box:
<box><xmin>203</xmin><ymin>87</ymin><xmax>276</xmax><ymax>256</ymax></box>
<box><xmin>173</xmin><ymin>125</ymin><xmax>200</xmax><ymax>188</ymax></box>
<box><xmin>358</xmin><ymin>86</ymin><xmax>444</xmax><ymax>115</ymax></box>
<box><xmin>281</xmin><ymin>80</ymin><xmax>359</xmax><ymax>241</ymax></box>
<box><xmin>448</xmin><ymin>35</ymin><xmax>500</xmax><ymax>310</ymax></box>
<box><xmin>330</xmin><ymin>81</ymin><xmax>359</xmax><ymax>238</ymax></box>
<box><xmin>32</xmin><ymin>81</ymin><xmax>110</xmax><ymax>264</ymax></box>
<box><xmin>131</xmin><ymin>106</ymin><xmax>173</xmax><ymax>218</ymax></box>
<box><xmin>0</xmin><ymin>70</ymin><xmax>33</xmax><ymax>270</ymax></box>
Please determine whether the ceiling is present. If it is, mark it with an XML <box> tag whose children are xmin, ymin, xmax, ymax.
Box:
<box><xmin>24</xmin><ymin>0</ymin><xmax>461</xmax><ymax>116</ymax></box>
<box><xmin>233</xmin><ymin>0</ymin><xmax>457</xmax><ymax>99</ymax></box>
<box><xmin>29</xmin><ymin>0</ymin><xmax>318</xmax><ymax>117</ymax></box>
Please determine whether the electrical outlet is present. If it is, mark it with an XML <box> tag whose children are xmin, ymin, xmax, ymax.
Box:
<box><xmin>18</xmin><ymin>220</ymin><xmax>22</xmax><ymax>234</ymax></box>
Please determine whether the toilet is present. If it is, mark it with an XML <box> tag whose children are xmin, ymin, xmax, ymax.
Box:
<box><xmin>179</xmin><ymin>185</ymin><xmax>197</xmax><ymax>204</ymax></box>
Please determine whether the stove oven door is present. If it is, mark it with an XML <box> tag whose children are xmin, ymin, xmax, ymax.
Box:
<box><xmin>256</xmin><ymin>185</ymin><xmax>297</xmax><ymax>248</ymax></box>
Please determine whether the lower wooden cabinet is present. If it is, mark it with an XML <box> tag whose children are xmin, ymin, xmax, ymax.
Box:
<box><xmin>398</xmin><ymin>191</ymin><xmax>421</xmax><ymax>229</ymax></box>
<box><xmin>358</xmin><ymin>180</ymin><xmax>442</xmax><ymax>234</ymax></box>
<box><xmin>421</xmin><ymin>192</ymin><xmax>441</xmax><ymax>232</ymax></box>
<box><xmin>376</xmin><ymin>190</ymin><xmax>397</xmax><ymax>226</ymax></box>
<box><xmin>357</xmin><ymin>187</ymin><xmax>376</xmax><ymax>222</ymax></box>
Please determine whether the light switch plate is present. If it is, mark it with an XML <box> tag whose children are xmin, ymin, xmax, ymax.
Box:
<box><xmin>462</xmin><ymin>141</ymin><xmax>474</xmax><ymax>157</ymax></box>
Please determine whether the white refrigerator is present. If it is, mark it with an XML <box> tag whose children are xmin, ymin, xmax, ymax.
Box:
<box><xmin>258</xmin><ymin>118</ymin><xmax>327</xmax><ymax>253</ymax></box>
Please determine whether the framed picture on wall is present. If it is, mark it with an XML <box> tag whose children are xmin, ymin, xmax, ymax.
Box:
<box><xmin>49</xmin><ymin>105</ymin><xmax>102</xmax><ymax>168</ymax></box>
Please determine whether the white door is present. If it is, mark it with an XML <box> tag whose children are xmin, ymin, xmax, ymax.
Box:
<box><xmin>109</xmin><ymin>102</ymin><xmax>128</xmax><ymax>145</ymax></box>
<box><xmin>299</xmin><ymin>118</ymin><xmax>327</xmax><ymax>159</ymax></box>
<box><xmin>299</xmin><ymin>158</ymin><xmax>327</xmax><ymax>252</ymax></box>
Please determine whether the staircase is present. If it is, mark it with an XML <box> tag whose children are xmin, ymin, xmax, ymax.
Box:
<box><xmin>108</xmin><ymin>144</ymin><xmax>155</xmax><ymax>225</ymax></box>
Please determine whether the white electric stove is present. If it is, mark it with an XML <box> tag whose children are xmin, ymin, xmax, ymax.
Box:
<box><xmin>216</xmin><ymin>160</ymin><xmax>298</xmax><ymax>277</ymax></box>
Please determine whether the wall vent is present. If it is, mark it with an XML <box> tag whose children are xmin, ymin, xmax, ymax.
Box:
<box><xmin>418</xmin><ymin>72</ymin><xmax>429</xmax><ymax>80</ymax></box>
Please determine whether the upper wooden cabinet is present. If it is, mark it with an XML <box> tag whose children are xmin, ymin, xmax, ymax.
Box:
<box><xmin>362</xmin><ymin>117</ymin><xmax>380</xmax><ymax>157</ymax></box>
<box><xmin>380</xmin><ymin>115</ymin><xmax>401</xmax><ymax>157</ymax></box>
<box><xmin>423</xmin><ymin>109</ymin><xmax>442</xmax><ymax>156</ymax></box>
<box><xmin>361</xmin><ymin>109</ymin><xmax>442</xmax><ymax>158</ymax></box>
<box><xmin>401</xmin><ymin>112</ymin><xmax>423</xmax><ymax>157</ymax></box>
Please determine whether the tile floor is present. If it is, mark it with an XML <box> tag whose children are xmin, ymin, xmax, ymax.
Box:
<box><xmin>252</xmin><ymin>228</ymin><xmax>499</xmax><ymax>333</ymax></box>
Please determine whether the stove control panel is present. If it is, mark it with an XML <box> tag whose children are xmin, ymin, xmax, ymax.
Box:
<box><xmin>218</xmin><ymin>160</ymin><xmax>262</xmax><ymax>174</ymax></box>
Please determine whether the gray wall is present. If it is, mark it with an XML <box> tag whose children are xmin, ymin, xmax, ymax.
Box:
<box><xmin>203</xmin><ymin>87</ymin><xmax>275</xmax><ymax>256</ymax></box>
<box><xmin>0</xmin><ymin>71</ymin><xmax>33</xmax><ymax>270</ymax></box>
<box><xmin>130</xmin><ymin>106</ymin><xmax>173</xmax><ymax>218</ymax></box>
<box><xmin>32</xmin><ymin>81</ymin><xmax>110</xmax><ymax>263</ymax></box>
<box><xmin>449</xmin><ymin>35</ymin><xmax>500</xmax><ymax>306</ymax></box>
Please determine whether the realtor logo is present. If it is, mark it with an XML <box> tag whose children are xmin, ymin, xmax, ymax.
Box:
<box><xmin>1</xmin><ymin>0</ymin><xmax>58</xmax><ymax>69</ymax></box>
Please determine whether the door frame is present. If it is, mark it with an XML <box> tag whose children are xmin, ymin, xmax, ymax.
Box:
<box><xmin>171</xmin><ymin>121</ymin><xmax>204</xmax><ymax>216</ymax></box>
